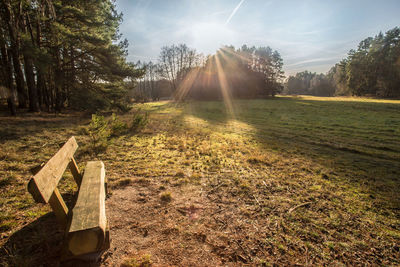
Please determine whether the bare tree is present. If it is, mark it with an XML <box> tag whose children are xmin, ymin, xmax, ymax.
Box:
<box><xmin>158</xmin><ymin>44</ymin><xmax>202</xmax><ymax>94</ymax></box>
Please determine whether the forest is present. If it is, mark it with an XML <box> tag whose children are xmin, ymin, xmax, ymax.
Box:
<box><xmin>1</xmin><ymin>0</ymin><xmax>399</xmax><ymax>117</ymax></box>
<box><xmin>284</xmin><ymin>28</ymin><xmax>400</xmax><ymax>97</ymax></box>
<box><xmin>0</xmin><ymin>0</ymin><xmax>143</xmax><ymax>116</ymax></box>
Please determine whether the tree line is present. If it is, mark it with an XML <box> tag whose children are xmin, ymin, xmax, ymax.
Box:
<box><xmin>284</xmin><ymin>27</ymin><xmax>400</xmax><ymax>98</ymax></box>
<box><xmin>0</xmin><ymin>0</ymin><xmax>142</xmax><ymax>115</ymax></box>
<box><xmin>135</xmin><ymin>44</ymin><xmax>284</xmax><ymax>101</ymax></box>
<box><xmin>129</xmin><ymin>44</ymin><xmax>205</xmax><ymax>102</ymax></box>
<box><xmin>284</xmin><ymin>71</ymin><xmax>335</xmax><ymax>96</ymax></box>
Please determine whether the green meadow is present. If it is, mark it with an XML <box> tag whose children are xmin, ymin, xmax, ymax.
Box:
<box><xmin>1</xmin><ymin>96</ymin><xmax>399</xmax><ymax>265</ymax></box>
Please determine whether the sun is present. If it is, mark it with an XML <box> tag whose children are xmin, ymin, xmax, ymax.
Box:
<box><xmin>190</xmin><ymin>22</ymin><xmax>235</xmax><ymax>54</ymax></box>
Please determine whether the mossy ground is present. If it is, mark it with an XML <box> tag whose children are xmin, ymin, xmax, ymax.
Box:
<box><xmin>0</xmin><ymin>96</ymin><xmax>399</xmax><ymax>265</ymax></box>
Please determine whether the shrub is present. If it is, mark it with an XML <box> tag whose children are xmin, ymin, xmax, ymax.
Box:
<box><xmin>110</xmin><ymin>113</ymin><xmax>128</xmax><ymax>136</ymax></box>
<box><xmin>130</xmin><ymin>109</ymin><xmax>148</xmax><ymax>133</ymax></box>
<box><xmin>88</xmin><ymin>114</ymin><xmax>110</xmax><ymax>152</ymax></box>
<box><xmin>84</xmin><ymin>111</ymin><xmax>148</xmax><ymax>153</ymax></box>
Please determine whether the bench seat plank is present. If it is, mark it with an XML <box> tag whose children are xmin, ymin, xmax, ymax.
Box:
<box><xmin>67</xmin><ymin>161</ymin><xmax>107</xmax><ymax>256</ymax></box>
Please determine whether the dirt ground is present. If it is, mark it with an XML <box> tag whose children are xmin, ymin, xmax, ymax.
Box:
<box><xmin>104</xmin><ymin>180</ymin><xmax>223</xmax><ymax>266</ymax></box>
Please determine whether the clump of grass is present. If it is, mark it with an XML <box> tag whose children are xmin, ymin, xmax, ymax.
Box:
<box><xmin>325</xmin><ymin>241</ymin><xmax>336</xmax><ymax>251</ymax></box>
<box><xmin>321</xmin><ymin>173</ymin><xmax>329</xmax><ymax>180</ymax></box>
<box><xmin>258</xmin><ymin>259</ymin><xmax>271</xmax><ymax>266</ymax></box>
<box><xmin>247</xmin><ymin>157</ymin><xmax>263</xmax><ymax>164</ymax></box>
<box><xmin>0</xmin><ymin>177</ymin><xmax>12</xmax><ymax>188</ymax></box>
<box><xmin>116</xmin><ymin>178</ymin><xmax>132</xmax><ymax>188</ymax></box>
<box><xmin>240</xmin><ymin>182</ymin><xmax>250</xmax><ymax>192</ymax></box>
<box><xmin>176</xmin><ymin>178</ymin><xmax>189</xmax><ymax>186</ymax></box>
<box><xmin>277</xmin><ymin>243</ymin><xmax>287</xmax><ymax>253</ymax></box>
<box><xmin>189</xmin><ymin>173</ymin><xmax>202</xmax><ymax>184</ymax></box>
<box><xmin>160</xmin><ymin>192</ymin><xmax>172</xmax><ymax>202</ymax></box>
<box><xmin>135</xmin><ymin>178</ymin><xmax>150</xmax><ymax>185</ymax></box>
<box><xmin>247</xmin><ymin>155</ymin><xmax>271</xmax><ymax>166</ymax></box>
<box><xmin>121</xmin><ymin>254</ymin><xmax>152</xmax><ymax>267</ymax></box>
<box><xmin>0</xmin><ymin>221</ymin><xmax>18</xmax><ymax>232</ymax></box>
<box><xmin>175</xmin><ymin>170</ymin><xmax>185</xmax><ymax>178</ymax></box>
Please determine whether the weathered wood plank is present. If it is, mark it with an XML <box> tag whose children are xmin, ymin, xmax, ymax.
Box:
<box><xmin>68</xmin><ymin>157</ymin><xmax>82</xmax><ymax>187</ymax></box>
<box><xmin>49</xmin><ymin>188</ymin><xmax>68</xmax><ymax>227</ymax></box>
<box><xmin>28</xmin><ymin>136</ymin><xmax>78</xmax><ymax>203</ymax></box>
<box><xmin>67</xmin><ymin>161</ymin><xmax>106</xmax><ymax>256</ymax></box>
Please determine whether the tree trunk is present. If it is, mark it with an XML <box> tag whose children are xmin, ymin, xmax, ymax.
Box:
<box><xmin>54</xmin><ymin>51</ymin><xmax>63</xmax><ymax>112</ymax></box>
<box><xmin>24</xmin><ymin>54</ymin><xmax>40</xmax><ymax>111</ymax></box>
<box><xmin>35</xmin><ymin>8</ymin><xmax>46</xmax><ymax>109</ymax></box>
<box><xmin>3</xmin><ymin>0</ymin><xmax>27</xmax><ymax>108</ymax></box>
<box><xmin>0</xmin><ymin>36</ymin><xmax>17</xmax><ymax>116</ymax></box>
<box><xmin>21</xmin><ymin>11</ymin><xmax>40</xmax><ymax>112</ymax></box>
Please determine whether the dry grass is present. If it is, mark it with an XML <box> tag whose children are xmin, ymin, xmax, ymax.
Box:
<box><xmin>0</xmin><ymin>96</ymin><xmax>399</xmax><ymax>265</ymax></box>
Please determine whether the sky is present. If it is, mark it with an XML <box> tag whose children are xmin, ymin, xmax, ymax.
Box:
<box><xmin>115</xmin><ymin>0</ymin><xmax>400</xmax><ymax>76</ymax></box>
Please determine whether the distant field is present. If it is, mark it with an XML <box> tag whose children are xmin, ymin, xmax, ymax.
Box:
<box><xmin>185</xmin><ymin>96</ymin><xmax>400</xmax><ymax>194</ymax></box>
<box><xmin>1</xmin><ymin>96</ymin><xmax>399</xmax><ymax>265</ymax></box>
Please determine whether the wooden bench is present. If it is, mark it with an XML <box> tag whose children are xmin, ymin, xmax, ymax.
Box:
<box><xmin>27</xmin><ymin>136</ymin><xmax>110</xmax><ymax>259</ymax></box>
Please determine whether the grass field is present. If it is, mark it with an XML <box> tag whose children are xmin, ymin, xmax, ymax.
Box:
<box><xmin>1</xmin><ymin>96</ymin><xmax>399</xmax><ymax>265</ymax></box>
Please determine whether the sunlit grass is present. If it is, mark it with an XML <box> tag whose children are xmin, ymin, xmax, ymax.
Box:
<box><xmin>1</xmin><ymin>96</ymin><xmax>399</xmax><ymax>265</ymax></box>
<box><xmin>282</xmin><ymin>94</ymin><xmax>400</xmax><ymax>104</ymax></box>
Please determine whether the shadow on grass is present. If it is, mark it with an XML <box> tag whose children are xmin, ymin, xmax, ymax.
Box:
<box><xmin>0</xmin><ymin>213</ymin><xmax>63</xmax><ymax>266</ymax></box>
<box><xmin>0</xmin><ymin>113</ymin><xmax>89</xmax><ymax>143</ymax></box>
<box><xmin>0</xmin><ymin>190</ymin><xmax>103</xmax><ymax>267</ymax></box>
<box><xmin>180</xmin><ymin>97</ymin><xmax>400</xmax><ymax>213</ymax></box>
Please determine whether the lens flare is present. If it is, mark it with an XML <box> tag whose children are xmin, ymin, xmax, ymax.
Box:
<box><xmin>173</xmin><ymin>47</ymin><xmax>253</xmax><ymax>119</ymax></box>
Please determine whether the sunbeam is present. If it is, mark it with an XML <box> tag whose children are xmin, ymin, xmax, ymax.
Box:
<box><xmin>175</xmin><ymin>67</ymin><xmax>201</xmax><ymax>102</ymax></box>
<box><xmin>214</xmin><ymin>52</ymin><xmax>235</xmax><ymax>118</ymax></box>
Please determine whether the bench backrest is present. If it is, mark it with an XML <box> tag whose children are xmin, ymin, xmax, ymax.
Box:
<box><xmin>28</xmin><ymin>136</ymin><xmax>82</xmax><ymax>226</ymax></box>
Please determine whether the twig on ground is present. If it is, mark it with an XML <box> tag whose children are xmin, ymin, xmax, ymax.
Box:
<box><xmin>253</xmin><ymin>194</ymin><xmax>260</xmax><ymax>205</ymax></box>
<box><xmin>207</xmin><ymin>183</ymin><xmax>224</xmax><ymax>195</ymax></box>
<box><xmin>288</xmin><ymin>202</ymin><xmax>313</xmax><ymax>214</ymax></box>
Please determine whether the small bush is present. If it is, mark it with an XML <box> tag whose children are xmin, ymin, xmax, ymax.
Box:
<box><xmin>84</xmin><ymin>111</ymin><xmax>148</xmax><ymax>154</ymax></box>
<box><xmin>110</xmin><ymin>113</ymin><xmax>128</xmax><ymax>136</ymax></box>
<box><xmin>88</xmin><ymin>114</ymin><xmax>110</xmax><ymax>153</ymax></box>
<box><xmin>130</xmin><ymin>109</ymin><xmax>148</xmax><ymax>133</ymax></box>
